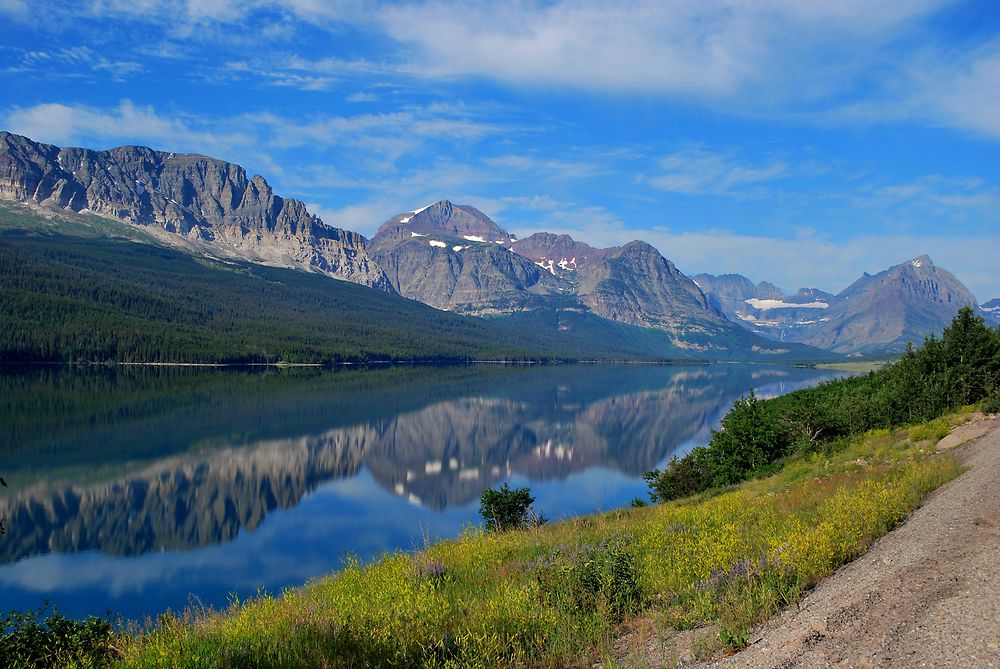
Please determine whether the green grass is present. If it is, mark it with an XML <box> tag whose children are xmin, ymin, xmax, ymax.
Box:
<box><xmin>106</xmin><ymin>415</ymin><xmax>965</xmax><ymax>668</ymax></box>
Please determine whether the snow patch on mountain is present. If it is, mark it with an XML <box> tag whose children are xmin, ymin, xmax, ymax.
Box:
<box><xmin>399</xmin><ymin>203</ymin><xmax>435</xmax><ymax>224</ymax></box>
<box><xmin>746</xmin><ymin>298</ymin><xmax>829</xmax><ymax>310</ymax></box>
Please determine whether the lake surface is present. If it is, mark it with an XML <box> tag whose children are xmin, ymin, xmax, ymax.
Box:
<box><xmin>0</xmin><ymin>363</ymin><xmax>848</xmax><ymax>621</ymax></box>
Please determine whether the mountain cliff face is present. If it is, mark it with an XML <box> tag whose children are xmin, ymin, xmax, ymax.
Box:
<box><xmin>576</xmin><ymin>241</ymin><xmax>718</xmax><ymax>330</ymax></box>
<box><xmin>811</xmin><ymin>255</ymin><xmax>978</xmax><ymax>353</ymax></box>
<box><xmin>0</xmin><ymin>131</ymin><xmax>391</xmax><ymax>290</ymax></box>
<box><xmin>697</xmin><ymin>256</ymin><xmax>979</xmax><ymax>354</ymax></box>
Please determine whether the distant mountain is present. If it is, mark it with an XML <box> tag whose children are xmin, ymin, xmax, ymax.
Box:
<box><xmin>369</xmin><ymin>200</ymin><xmax>565</xmax><ymax>314</ymax></box>
<box><xmin>371</xmin><ymin>201</ymin><xmax>830</xmax><ymax>360</ymax></box>
<box><xmin>0</xmin><ymin>131</ymin><xmax>391</xmax><ymax>290</ymax></box>
<box><xmin>692</xmin><ymin>273</ymin><xmax>785</xmax><ymax>320</ymax></box>
<box><xmin>573</xmin><ymin>241</ymin><xmax>718</xmax><ymax>331</ymax></box>
<box><xmin>697</xmin><ymin>256</ymin><xmax>979</xmax><ymax>354</ymax></box>
<box><xmin>981</xmin><ymin>298</ymin><xmax>1000</xmax><ymax>325</ymax></box>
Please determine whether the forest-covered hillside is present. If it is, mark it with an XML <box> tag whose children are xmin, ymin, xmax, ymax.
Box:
<box><xmin>0</xmin><ymin>207</ymin><xmax>700</xmax><ymax>363</ymax></box>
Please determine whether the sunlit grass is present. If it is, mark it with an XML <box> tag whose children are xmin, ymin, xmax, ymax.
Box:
<box><xmin>115</xmin><ymin>414</ymin><xmax>966</xmax><ymax>668</ymax></box>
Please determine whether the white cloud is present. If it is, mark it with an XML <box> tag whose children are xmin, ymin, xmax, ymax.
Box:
<box><xmin>648</xmin><ymin>147</ymin><xmax>789</xmax><ymax>197</ymax></box>
<box><xmin>911</xmin><ymin>41</ymin><xmax>1000</xmax><ymax>139</ymax></box>
<box><xmin>314</xmin><ymin>201</ymin><xmax>402</xmax><ymax>236</ymax></box>
<box><xmin>484</xmin><ymin>154</ymin><xmax>601</xmax><ymax>181</ymax></box>
<box><xmin>246</xmin><ymin>104</ymin><xmax>510</xmax><ymax>153</ymax></box>
<box><xmin>6</xmin><ymin>0</ymin><xmax>995</xmax><ymax>140</ymax></box>
<box><xmin>346</xmin><ymin>91</ymin><xmax>378</xmax><ymax>102</ymax></box>
<box><xmin>2</xmin><ymin>99</ymin><xmax>517</xmax><ymax>185</ymax></box>
<box><xmin>376</xmin><ymin>1</ymin><xmax>945</xmax><ymax>99</ymax></box>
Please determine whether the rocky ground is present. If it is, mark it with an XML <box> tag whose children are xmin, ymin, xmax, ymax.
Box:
<box><xmin>617</xmin><ymin>414</ymin><xmax>1000</xmax><ymax>669</ymax></box>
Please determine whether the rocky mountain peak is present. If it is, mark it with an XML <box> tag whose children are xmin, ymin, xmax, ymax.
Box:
<box><xmin>510</xmin><ymin>232</ymin><xmax>612</xmax><ymax>272</ymax></box>
<box><xmin>576</xmin><ymin>240</ymin><xmax>715</xmax><ymax>327</ymax></box>
<box><xmin>373</xmin><ymin>199</ymin><xmax>515</xmax><ymax>249</ymax></box>
<box><xmin>844</xmin><ymin>255</ymin><xmax>973</xmax><ymax>307</ymax></box>
<box><xmin>697</xmin><ymin>253</ymin><xmax>981</xmax><ymax>354</ymax></box>
<box><xmin>0</xmin><ymin>131</ymin><xmax>392</xmax><ymax>291</ymax></box>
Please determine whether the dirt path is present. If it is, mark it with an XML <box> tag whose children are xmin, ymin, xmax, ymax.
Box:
<box><xmin>685</xmin><ymin>416</ymin><xmax>1000</xmax><ymax>669</ymax></box>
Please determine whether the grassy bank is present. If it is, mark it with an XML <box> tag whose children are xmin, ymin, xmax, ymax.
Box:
<box><xmin>101</xmin><ymin>413</ymin><xmax>967</xmax><ymax>669</ymax></box>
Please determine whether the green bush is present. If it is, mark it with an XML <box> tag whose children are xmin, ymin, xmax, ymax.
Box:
<box><xmin>705</xmin><ymin>390</ymin><xmax>793</xmax><ymax>486</ymax></box>
<box><xmin>645</xmin><ymin>307</ymin><xmax>1000</xmax><ymax>504</ymax></box>
<box><xmin>982</xmin><ymin>389</ymin><xmax>1000</xmax><ymax>415</ymax></box>
<box><xmin>479</xmin><ymin>483</ymin><xmax>542</xmax><ymax>532</ymax></box>
<box><xmin>0</xmin><ymin>606</ymin><xmax>117</xmax><ymax>668</ymax></box>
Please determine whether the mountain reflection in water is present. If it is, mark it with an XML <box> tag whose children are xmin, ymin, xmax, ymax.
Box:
<box><xmin>0</xmin><ymin>363</ymin><xmax>846</xmax><ymax>620</ymax></box>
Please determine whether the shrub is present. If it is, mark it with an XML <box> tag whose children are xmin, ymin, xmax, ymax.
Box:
<box><xmin>982</xmin><ymin>389</ymin><xmax>1000</xmax><ymax>415</ymax></box>
<box><xmin>534</xmin><ymin>538</ymin><xmax>644</xmax><ymax>621</ymax></box>
<box><xmin>644</xmin><ymin>308</ymin><xmax>1000</xmax><ymax>505</ymax></box>
<box><xmin>479</xmin><ymin>483</ymin><xmax>542</xmax><ymax>532</ymax></box>
<box><xmin>0</xmin><ymin>605</ymin><xmax>118</xmax><ymax>668</ymax></box>
<box><xmin>643</xmin><ymin>446</ymin><xmax>712</xmax><ymax>503</ymax></box>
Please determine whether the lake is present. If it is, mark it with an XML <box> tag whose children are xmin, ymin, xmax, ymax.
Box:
<box><xmin>0</xmin><ymin>363</ymin><xmax>848</xmax><ymax>621</ymax></box>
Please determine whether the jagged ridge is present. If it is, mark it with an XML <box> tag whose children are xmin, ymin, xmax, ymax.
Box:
<box><xmin>0</xmin><ymin>131</ymin><xmax>391</xmax><ymax>290</ymax></box>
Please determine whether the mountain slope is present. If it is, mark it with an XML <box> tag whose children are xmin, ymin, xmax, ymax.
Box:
<box><xmin>577</xmin><ymin>241</ymin><xmax>716</xmax><ymax>330</ymax></box>
<box><xmin>814</xmin><ymin>255</ymin><xmax>978</xmax><ymax>353</ymax></box>
<box><xmin>510</xmin><ymin>232</ymin><xmax>611</xmax><ymax>273</ymax></box>
<box><xmin>0</xmin><ymin>131</ymin><xmax>391</xmax><ymax>290</ymax></box>
<box><xmin>0</xmin><ymin>204</ymin><xmax>714</xmax><ymax>362</ymax></box>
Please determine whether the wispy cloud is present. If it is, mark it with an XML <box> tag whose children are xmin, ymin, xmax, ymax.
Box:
<box><xmin>376</xmin><ymin>1</ymin><xmax>944</xmax><ymax>100</ymax></box>
<box><xmin>647</xmin><ymin>147</ymin><xmax>789</xmax><ymax>197</ymax></box>
<box><xmin>483</xmin><ymin>154</ymin><xmax>602</xmax><ymax>181</ymax></box>
<box><xmin>2</xmin><ymin>46</ymin><xmax>143</xmax><ymax>81</ymax></box>
<box><xmin>5</xmin><ymin>0</ymin><xmax>996</xmax><ymax>142</ymax></box>
<box><xmin>346</xmin><ymin>91</ymin><xmax>378</xmax><ymax>103</ymax></box>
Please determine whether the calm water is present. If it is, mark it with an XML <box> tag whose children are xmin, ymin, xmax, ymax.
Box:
<box><xmin>0</xmin><ymin>363</ymin><xmax>847</xmax><ymax>621</ymax></box>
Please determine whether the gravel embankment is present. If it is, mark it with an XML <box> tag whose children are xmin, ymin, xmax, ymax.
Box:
<box><xmin>695</xmin><ymin>416</ymin><xmax>1000</xmax><ymax>669</ymax></box>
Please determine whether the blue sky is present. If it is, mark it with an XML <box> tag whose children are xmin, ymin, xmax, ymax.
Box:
<box><xmin>2</xmin><ymin>0</ymin><xmax>998</xmax><ymax>300</ymax></box>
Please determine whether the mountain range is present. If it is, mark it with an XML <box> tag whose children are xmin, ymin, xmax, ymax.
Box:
<box><xmin>0</xmin><ymin>130</ymin><xmax>990</xmax><ymax>361</ymax></box>
<box><xmin>695</xmin><ymin>257</ymin><xmax>983</xmax><ymax>354</ymax></box>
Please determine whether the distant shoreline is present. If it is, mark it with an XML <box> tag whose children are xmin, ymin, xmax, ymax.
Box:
<box><xmin>0</xmin><ymin>358</ymin><xmax>825</xmax><ymax>369</ymax></box>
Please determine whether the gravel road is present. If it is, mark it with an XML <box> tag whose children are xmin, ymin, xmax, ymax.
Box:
<box><xmin>693</xmin><ymin>416</ymin><xmax>1000</xmax><ymax>669</ymax></box>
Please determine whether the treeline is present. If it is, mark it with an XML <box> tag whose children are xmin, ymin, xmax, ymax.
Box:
<box><xmin>0</xmin><ymin>229</ymin><xmax>657</xmax><ymax>364</ymax></box>
<box><xmin>645</xmin><ymin>307</ymin><xmax>1000</xmax><ymax>501</ymax></box>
